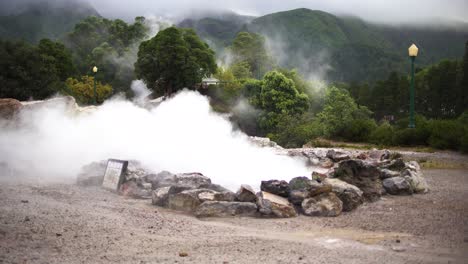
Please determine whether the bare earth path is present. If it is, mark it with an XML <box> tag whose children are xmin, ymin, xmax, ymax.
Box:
<box><xmin>0</xmin><ymin>169</ymin><xmax>467</xmax><ymax>263</ymax></box>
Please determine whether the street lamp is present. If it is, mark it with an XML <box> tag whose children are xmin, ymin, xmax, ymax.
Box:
<box><xmin>408</xmin><ymin>44</ymin><xmax>418</xmax><ymax>128</ymax></box>
<box><xmin>92</xmin><ymin>66</ymin><xmax>98</xmax><ymax>105</ymax></box>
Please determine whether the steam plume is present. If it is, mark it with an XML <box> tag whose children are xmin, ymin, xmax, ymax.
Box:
<box><xmin>0</xmin><ymin>90</ymin><xmax>309</xmax><ymax>190</ymax></box>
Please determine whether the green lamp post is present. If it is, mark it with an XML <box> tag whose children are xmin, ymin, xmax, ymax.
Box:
<box><xmin>92</xmin><ymin>66</ymin><xmax>98</xmax><ymax>105</ymax></box>
<box><xmin>408</xmin><ymin>44</ymin><xmax>418</xmax><ymax>128</ymax></box>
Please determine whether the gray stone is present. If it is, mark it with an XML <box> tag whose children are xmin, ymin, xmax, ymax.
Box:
<box><xmin>302</xmin><ymin>192</ymin><xmax>343</xmax><ymax>217</ymax></box>
<box><xmin>382</xmin><ymin>177</ymin><xmax>413</xmax><ymax>195</ymax></box>
<box><xmin>120</xmin><ymin>181</ymin><xmax>152</xmax><ymax>199</ymax></box>
<box><xmin>402</xmin><ymin>167</ymin><xmax>429</xmax><ymax>193</ymax></box>
<box><xmin>260</xmin><ymin>180</ymin><xmax>290</xmax><ymax>197</ymax></box>
<box><xmin>288</xmin><ymin>177</ymin><xmax>332</xmax><ymax>205</ymax></box>
<box><xmin>213</xmin><ymin>191</ymin><xmax>236</xmax><ymax>202</ymax></box>
<box><xmin>257</xmin><ymin>191</ymin><xmax>297</xmax><ymax>218</ymax></box>
<box><xmin>381</xmin><ymin>158</ymin><xmax>406</xmax><ymax>171</ymax></box>
<box><xmin>334</xmin><ymin>159</ymin><xmax>384</xmax><ymax>202</ymax></box>
<box><xmin>236</xmin><ymin>184</ymin><xmax>257</xmax><ymax>203</ymax></box>
<box><xmin>147</xmin><ymin>171</ymin><xmax>211</xmax><ymax>190</ymax></box>
<box><xmin>152</xmin><ymin>186</ymin><xmax>192</xmax><ymax>207</ymax></box>
<box><xmin>195</xmin><ymin>201</ymin><xmax>258</xmax><ymax>217</ymax></box>
<box><xmin>168</xmin><ymin>190</ymin><xmax>204</xmax><ymax>212</ymax></box>
<box><xmin>380</xmin><ymin>169</ymin><xmax>401</xmax><ymax>179</ymax></box>
<box><xmin>324</xmin><ymin>178</ymin><xmax>363</xmax><ymax>212</ymax></box>
<box><xmin>326</xmin><ymin>149</ymin><xmax>351</xmax><ymax>162</ymax></box>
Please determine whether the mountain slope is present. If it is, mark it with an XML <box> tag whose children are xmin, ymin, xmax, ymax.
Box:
<box><xmin>182</xmin><ymin>8</ymin><xmax>468</xmax><ymax>83</ymax></box>
<box><xmin>0</xmin><ymin>0</ymin><xmax>100</xmax><ymax>43</ymax></box>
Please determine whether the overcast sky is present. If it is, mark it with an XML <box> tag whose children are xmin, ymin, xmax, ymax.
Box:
<box><xmin>87</xmin><ymin>0</ymin><xmax>468</xmax><ymax>24</ymax></box>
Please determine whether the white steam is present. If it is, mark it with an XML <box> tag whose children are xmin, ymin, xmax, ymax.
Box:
<box><xmin>0</xmin><ymin>91</ymin><xmax>309</xmax><ymax>190</ymax></box>
<box><xmin>131</xmin><ymin>80</ymin><xmax>152</xmax><ymax>104</ymax></box>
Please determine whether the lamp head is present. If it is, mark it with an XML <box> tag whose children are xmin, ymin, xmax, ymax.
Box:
<box><xmin>92</xmin><ymin>66</ymin><xmax>98</xmax><ymax>73</ymax></box>
<box><xmin>408</xmin><ymin>44</ymin><xmax>419</xmax><ymax>57</ymax></box>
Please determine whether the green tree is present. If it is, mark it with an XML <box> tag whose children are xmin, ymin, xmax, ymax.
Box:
<box><xmin>257</xmin><ymin>71</ymin><xmax>309</xmax><ymax>133</ymax></box>
<box><xmin>0</xmin><ymin>39</ymin><xmax>75</xmax><ymax>100</ymax></box>
<box><xmin>135</xmin><ymin>27</ymin><xmax>217</xmax><ymax>96</ymax></box>
<box><xmin>317</xmin><ymin>86</ymin><xmax>375</xmax><ymax>140</ymax></box>
<box><xmin>65</xmin><ymin>76</ymin><xmax>112</xmax><ymax>104</ymax></box>
<box><xmin>230</xmin><ymin>32</ymin><xmax>274</xmax><ymax>79</ymax></box>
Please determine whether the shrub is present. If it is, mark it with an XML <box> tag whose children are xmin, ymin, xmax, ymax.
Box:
<box><xmin>393</xmin><ymin>115</ymin><xmax>431</xmax><ymax>146</ymax></box>
<box><xmin>369</xmin><ymin>121</ymin><xmax>394</xmax><ymax>146</ymax></box>
<box><xmin>342</xmin><ymin>118</ymin><xmax>377</xmax><ymax>142</ymax></box>
<box><xmin>427</xmin><ymin>120</ymin><xmax>465</xmax><ymax>150</ymax></box>
<box><xmin>270</xmin><ymin>115</ymin><xmax>322</xmax><ymax>148</ymax></box>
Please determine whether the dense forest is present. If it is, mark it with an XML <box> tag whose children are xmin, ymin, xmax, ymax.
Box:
<box><xmin>0</xmin><ymin>1</ymin><xmax>467</xmax><ymax>152</ymax></box>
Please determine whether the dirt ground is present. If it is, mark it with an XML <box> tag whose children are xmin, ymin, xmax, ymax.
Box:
<box><xmin>0</xmin><ymin>169</ymin><xmax>467</xmax><ymax>264</ymax></box>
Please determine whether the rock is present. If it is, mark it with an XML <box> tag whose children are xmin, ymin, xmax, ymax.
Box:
<box><xmin>324</xmin><ymin>178</ymin><xmax>363</xmax><ymax>212</ymax></box>
<box><xmin>168</xmin><ymin>191</ymin><xmax>202</xmax><ymax>212</ymax></box>
<box><xmin>176</xmin><ymin>173</ymin><xmax>211</xmax><ymax>188</ymax></box>
<box><xmin>257</xmin><ymin>191</ymin><xmax>297</xmax><ymax>218</ymax></box>
<box><xmin>382</xmin><ymin>177</ymin><xmax>413</xmax><ymax>195</ymax></box>
<box><xmin>76</xmin><ymin>161</ymin><xmax>107</xmax><ymax>186</ymax></box>
<box><xmin>381</xmin><ymin>150</ymin><xmax>391</xmax><ymax>160</ymax></box>
<box><xmin>301</xmin><ymin>193</ymin><xmax>343</xmax><ymax>217</ymax></box>
<box><xmin>260</xmin><ymin>180</ymin><xmax>289</xmax><ymax>197</ymax></box>
<box><xmin>326</xmin><ymin>149</ymin><xmax>350</xmax><ymax>162</ymax></box>
<box><xmin>195</xmin><ymin>201</ymin><xmax>258</xmax><ymax>217</ymax></box>
<box><xmin>213</xmin><ymin>191</ymin><xmax>236</xmax><ymax>202</ymax></box>
<box><xmin>236</xmin><ymin>185</ymin><xmax>257</xmax><ymax>203</ymax></box>
<box><xmin>368</xmin><ymin>149</ymin><xmax>390</xmax><ymax>160</ymax></box>
<box><xmin>334</xmin><ymin>159</ymin><xmax>384</xmax><ymax>202</ymax></box>
<box><xmin>199</xmin><ymin>183</ymin><xmax>231</xmax><ymax>193</ymax></box>
<box><xmin>381</xmin><ymin>158</ymin><xmax>406</xmax><ymax>171</ymax></box>
<box><xmin>311</xmin><ymin>171</ymin><xmax>328</xmax><ymax>182</ymax></box>
<box><xmin>379</xmin><ymin>169</ymin><xmax>401</xmax><ymax>179</ymax></box>
<box><xmin>147</xmin><ymin>171</ymin><xmax>211</xmax><ymax>190</ymax></box>
<box><xmin>288</xmin><ymin>177</ymin><xmax>332</xmax><ymax>205</ymax></box>
<box><xmin>402</xmin><ymin>162</ymin><xmax>429</xmax><ymax>193</ymax></box>
<box><xmin>319</xmin><ymin>158</ymin><xmax>334</xmax><ymax>168</ymax></box>
<box><xmin>0</xmin><ymin>98</ymin><xmax>22</xmax><ymax>120</ymax></box>
<box><xmin>152</xmin><ymin>186</ymin><xmax>192</xmax><ymax>206</ymax></box>
<box><xmin>356</xmin><ymin>153</ymin><xmax>368</xmax><ymax>160</ymax></box>
<box><xmin>120</xmin><ymin>181</ymin><xmax>152</xmax><ymax>199</ymax></box>
<box><xmin>179</xmin><ymin>252</ymin><xmax>189</xmax><ymax>257</ymax></box>
<box><xmin>248</xmin><ymin>136</ymin><xmax>281</xmax><ymax>149</ymax></box>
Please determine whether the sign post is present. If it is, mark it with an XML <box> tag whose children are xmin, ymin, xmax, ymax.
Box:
<box><xmin>102</xmin><ymin>159</ymin><xmax>128</xmax><ymax>191</ymax></box>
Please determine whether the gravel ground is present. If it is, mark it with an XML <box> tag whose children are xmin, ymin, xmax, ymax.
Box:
<box><xmin>0</xmin><ymin>169</ymin><xmax>467</xmax><ymax>264</ymax></box>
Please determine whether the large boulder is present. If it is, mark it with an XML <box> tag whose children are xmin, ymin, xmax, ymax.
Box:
<box><xmin>257</xmin><ymin>191</ymin><xmax>297</xmax><ymax>218</ymax></box>
<box><xmin>334</xmin><ymin>159</ymin><xmax>384</xmax><ymax>202</ymax></box>
<box><xmin>380</xmin><ymin>158</ymin><xmax>406</xmax><ymax>171</ymax></box>
<box><xmin>147</xmin><ymin>171</ymin><xmax>211</xmax><ymax>190</ymax></box>
<box><xmin>195</xmin><ymin>201</ymin><xmax>258</xmax><ymax>217</ymax></box>
<box><xmin>0</xmin><ymin>98</ymin><xmax>22</xmax><ymax>120</ymax></box>
<box><xmin>288</xmin><ymin>177</ymin><xmax>332</xmax><ymax>205</ymax></box>
<box><xmin>402</xmin><ymin>161</ymin><xmax>429</xmax><ymax>193</ymax></box>
<box><xmin>167</xmin><ymin>189</ymin><xmax>215</xmax><ymax>212</ymax></box>
<box><xmin>326</xmin><ymin>149</ymin><xmax>350</xmax><ymax>162</ymax></box>
<box><xmin>236</xmin><ymin>185</ymin><xmax>257</xmax><ymax>203</ymax></box>
<box><xmin>152</xmin><ymin>186</ymin><xmax>192</xmax><ymax>206</ymax></box>
<box><xmin>120</xmin><ymin>181</ymin><xmax>152</xmax><ymax>199</ymax></box>
<box><xmin>324</xmin><ymin>178</ymin><xmax>363</xmax><ymax>212</ymax></box>
<box><xmin>260</xmin><ymin>180</ymin><xmax>290</xmax><ymax>197</ymax></box>
<box><xmin>382</xmin><ymin>177</ymin><xmax>413</xmax><ymax>195</ymax></box>
<box><xmin>379</xmin><ymin>169</ymin><xmax>400</xmax><ymax>179</ymax></box>
<box><xmin>302</xmin><ymin>192</ymin><xmax>343</xmax><ymax>217</ymax></box>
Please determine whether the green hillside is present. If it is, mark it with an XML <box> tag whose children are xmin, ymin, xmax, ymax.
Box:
<box><xmin>182</xmin><ymin>8</ymin><xmax>468</xmax><ymax>83</ymax></box>
<box><xmin>178</xmin><ymin>12</ymin><xmax>253</xmax><ymax>51</ymax></box>
<box><xmin>0</xmin><ymin>1</ymin><xmax>100</xmax><ymax>43</ymax></box>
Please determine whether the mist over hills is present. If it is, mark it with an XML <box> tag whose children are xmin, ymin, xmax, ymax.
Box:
<box><xmin>0</xmin><ymin>0</ymin><xmax>100</xmax><ymax>43</ymax></box>
<box><xmin>0</xmin><ymin>0</ymin><xmax>467</xmax><ymax>83</ymax></box>
<box><xmin>183</xmin><ymin>8</ymin><xmax>468</xmax><ymax>82</ymax></box>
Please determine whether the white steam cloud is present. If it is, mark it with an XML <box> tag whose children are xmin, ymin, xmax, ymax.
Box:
<box><xmin>0</xmin><ymin>91</ymin><xmax>309</xmax><ymax>190</ymax></box>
